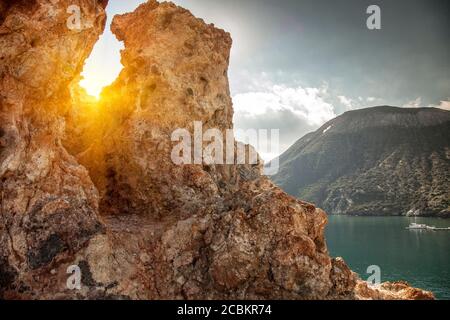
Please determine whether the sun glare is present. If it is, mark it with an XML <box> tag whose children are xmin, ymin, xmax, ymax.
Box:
<box><xmin>79</xmin><ymin>14</ymin><xmax>124</xmax><ymax>100</ymax></box>
<box><xmin>79</xmin><ymin>75</ymin><xmax>103</xmax><ymax>100</ymax></box>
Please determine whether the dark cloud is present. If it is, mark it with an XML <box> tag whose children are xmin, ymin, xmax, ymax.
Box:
<box><xmin>174</xmin><ymin>0</ymin><xmax>449</xmax><ymax>106</ymax></box>
<box><xmin>171</xmin><ymin>0</ymin><xmax>450</xmax><ymax>157</ymax></box>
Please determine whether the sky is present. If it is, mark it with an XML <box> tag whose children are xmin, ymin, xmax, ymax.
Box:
<box><xmin>80</xmin><ymin>0</ymin><xmax>450</xmax><ymax>160</ymax></box>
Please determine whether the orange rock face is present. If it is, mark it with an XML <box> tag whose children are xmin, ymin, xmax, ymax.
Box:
<box><xmin>0</xmin><ymin>0</ymin><xmax>434</xmax><ymax>300</ymax></box>
<box><xmin>0</xmin><ymin>0</ymin><xmax>107</xmax><ymax>299</ymax></box>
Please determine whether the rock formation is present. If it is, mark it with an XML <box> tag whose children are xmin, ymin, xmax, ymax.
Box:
<box><xmin>0</xmin><ymin>0</ymin><xmax>434</xmax><ymax>300</ymax></box>
<box><xmin>272</xmin><ymin>106</ymin><xmax>450</xmax><ymax>217</ymax></box>
<box><xmin>0</xmin><ymin>0</ymin><xmax>107</xmax><ymax>298</ymax></box>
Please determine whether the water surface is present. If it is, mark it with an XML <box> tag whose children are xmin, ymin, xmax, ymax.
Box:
<box><xmin>326</xmin><ymin>216</ymin><xmax>450</xmax><ymax>300</ymax></box>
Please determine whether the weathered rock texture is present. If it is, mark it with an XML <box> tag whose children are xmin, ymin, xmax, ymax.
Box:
<box><xmin>0</xmin><ymin>0</ymin><xmax>107</xmax><ymax>298</ymax></box>
<box><xmin>0</xmin><ymin>0</ymin><xmax>434</xmax><ymax>300</ymax></box>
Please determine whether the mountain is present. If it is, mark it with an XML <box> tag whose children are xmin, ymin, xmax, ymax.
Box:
<box><xmin>271</xmin><ymin>106</ymin><xmax>450</xmax><ymax>217</ymax></box>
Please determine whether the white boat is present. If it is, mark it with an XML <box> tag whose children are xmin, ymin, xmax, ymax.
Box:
<box><xmin>406</xmin><ymin>223</ymin><xmax>450</xmax><ymax>231</ymax></box>
<box><xmin>406</xmin><ymin>223</ymin><xmax>429</xmax><ymax>230</ymax></box>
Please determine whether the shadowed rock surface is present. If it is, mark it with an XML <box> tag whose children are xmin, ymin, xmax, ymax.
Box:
<box><xmin>0</xmin><ymin>0</ymin><xmax>434</xmax><ymax>300</ymax></box>
<box><xmin>272</xmin><ymin>106</ymin><xmax>450</xmax><ymax>217</ymax></box>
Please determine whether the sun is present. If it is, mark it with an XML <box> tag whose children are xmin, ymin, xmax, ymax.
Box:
<box><xmin>79</xmin><ymin>75</ymin><xmax>103</xmax><ymax>100</ymax></box>
<box><xmin>79</xmin><ymin>53</ymin><xmax>124</xmax><ymax>100</ymax></box>
<box><xmin>78</xmin><ymin>32</ymin><xmax>124</xmax><ymax>100</ymax></box>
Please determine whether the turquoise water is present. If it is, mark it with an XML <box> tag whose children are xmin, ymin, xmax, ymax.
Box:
<box><xmin>325</xmin><ymin>216</ymin><xmax>450</xmax><ymax>300</ymax></box>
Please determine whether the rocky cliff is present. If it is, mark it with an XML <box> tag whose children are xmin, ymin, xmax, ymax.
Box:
<box><xmin>0</xmin><ymin>0</ymin><xmax>433</xmax><ymax>300</ymax></box>
<box><xmin>272</xmin><ymin>106</ymin><xmax>450</xmax><ymax>217</ymax></box>
<box><xmin>0</xmin><ymin>0</ymin><xmax>107</xmax><ymax>297</ymax></box>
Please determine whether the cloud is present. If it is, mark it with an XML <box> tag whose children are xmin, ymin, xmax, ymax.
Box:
<box><xmin>337</xmin><ymin>95</ymin><xmax>354</xmax><ymax>110</ymax></box>
<box><xmin>232</xmin><ymin>72</ymin><xmax>447</xmax><ymax>162</ymax></box>
<box><xmin>233</xmin><ymin>84</ymin><xmax>336</xmax><ymax>126</ymax></box>
<box><xmin>400</xmin><ymin>97</ymin><xmax>450</xmax><ymax>111</ymax></box>
<box><xmin>429</xmin><ymin>100</ymin><xmax>450</xmax><ymax>111</ymax></box>
<box><xmin>232</xmin><ymin>82</ymin><xmax>336</xmax><ymax>161</ymax></box>
<box><xmin>402</xmin><ymin>97</ymin><xmax>422</xmax><ymax>108</ymax></box>
<box><xmin>335</xmin><ymin>95</ymin><xmax>383</xmax><ymax>112</ymax></box>
<box><xmin>438</xmin><ymin>101</ymin><xmax>450</xmax><ymax>111</ymax></box>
